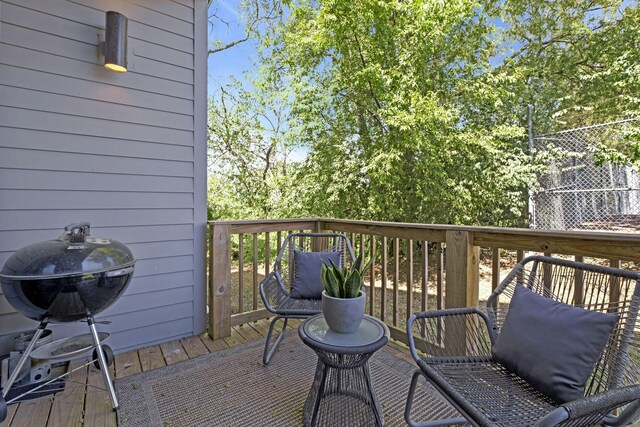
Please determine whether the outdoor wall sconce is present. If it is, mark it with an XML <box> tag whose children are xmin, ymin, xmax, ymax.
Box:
<box><xmin>104</xmin><ymin>11</ymin><xmax>128</xmax><ymax>72</ymax></box>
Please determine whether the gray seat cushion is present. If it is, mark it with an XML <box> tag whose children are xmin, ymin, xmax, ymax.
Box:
<box><xmin>291</xmin><ymin>251</ymin><xmax>341</xmax><ymax>299</ymax></box>
<box><xmin>492</xmin><ymin>285</ymin><xmax>619</xmax><ymax>403</ymax></box>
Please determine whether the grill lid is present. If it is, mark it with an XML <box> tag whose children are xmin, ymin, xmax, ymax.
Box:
<box><xmin>0</xmin><ymin>222</ymin><xmax>135</xmax><ymax>280</ymax></box>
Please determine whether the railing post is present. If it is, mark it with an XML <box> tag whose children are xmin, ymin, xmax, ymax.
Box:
<box><xmin>209</xmin><ymin>223</ymin><xmax>232</xmax><ymax>340</ymax></box>
<box><xmin>312</xmin><ymin>220</ymin><xmax>325</xmax><ymax>252</ymax></box>
<box><xmin>445</xmin><ymin>230</ymin><xmax>480</xmax><ymax>308</ymax></box>
<box><xmin>444</xmin><ymin>230</ymin><xmax>480</xmax><ymax>356</ymax></box>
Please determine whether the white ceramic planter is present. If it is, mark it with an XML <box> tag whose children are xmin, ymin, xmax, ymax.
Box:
<box><xmin>321</xmin><ymin>290</ymin><xmax>366</xmax><ymax>334</ymax></box>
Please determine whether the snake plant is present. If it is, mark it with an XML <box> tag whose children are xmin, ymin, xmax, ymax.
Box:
<box><xmin>320</xmin><ymin>254</ymin><xmax>369</xmax><ymax>298</ymax></box>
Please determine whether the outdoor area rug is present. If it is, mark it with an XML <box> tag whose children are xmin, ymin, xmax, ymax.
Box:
<box><xmin>115</xmin><ymin>333</ymin><xmax>463</xmax><ymax>426</ymax></box>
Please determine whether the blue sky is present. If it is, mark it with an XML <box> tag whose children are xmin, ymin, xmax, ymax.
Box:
<box><xmin>207</xmin><ymin>0</ymin><xmax>257</xmax><ymax>96</ymax></box>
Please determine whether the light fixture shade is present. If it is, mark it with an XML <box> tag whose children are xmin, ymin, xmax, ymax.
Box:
<box><xmin>104</xmin><ymin>11</ymin><xmax>128</xmax><ymax>72</ymax></box>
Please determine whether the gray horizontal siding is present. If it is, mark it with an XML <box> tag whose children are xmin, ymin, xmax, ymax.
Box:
<box><xmin>0</xmin><ymin>190</ymin><xmax>194</xmax><ymax>210</ymax></box>
<box><xmin>0</xmin><ymin>0</ymin><xmax>207</xmax><ymax>355</ymax></box>
<box><xmin>77</xmin><ymin>0</ymin><xmax>194</xmax><ymax>35</ymax></box>
<box><xmin>0</xmin><ymin>147</ymin><xmax>193</xmax><ymax>176</ymax></box>
<box><xmin>0</xmin><ymin>209</ymin><xmax>195</xmax><ymax>232</ymax></box>
<box><xmin>9</xmin><ymin>0</ymin><xmax>194</xmax><ymax>53</ymax></box>
<box><xmin>0</xmin><ymin>21</ymin><xmax>195</xmax><ymax>82</ymax></box>
<box><xmin>0</xmin><ymin>44</ymin><xmax>193</xmax><ymax>99</ymax></box>
<box><xmin>0</xmin><ymin>224</ymin><xmax>194</xmax><ymax>250</ymax></box>
<box><xmin>0</xmin><ymin>64</ymin><xmax>194</xmax><ymax>115</ymax></box>
<box><xmin>0</xmin><ymin>128</ymin><xmax>194</xmax><ymax>161</ymax></box>
<box><xmin>2</xmin><ymin>86</ymin><xmax>193</xmax><ymax>130</ymax></box>
<box><xmin>102</xmin><ymin>319</ymin><xmax>195</xmax><ymax>352</ymax></box>
<box><xmin>0</xmin><ymin>107</ymin><xmax>194</xmax><ymax>145</ymax></box>
<box><xmin>0</xmin><ymin>170</ymin><xmax>194</xmax><ymax>193</ymax></box>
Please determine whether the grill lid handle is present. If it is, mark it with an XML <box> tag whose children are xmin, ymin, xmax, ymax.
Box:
<box><xmin>62</xmin><ymin>222</ymin><xmax>91</xmax><ymax>245</ymax></box>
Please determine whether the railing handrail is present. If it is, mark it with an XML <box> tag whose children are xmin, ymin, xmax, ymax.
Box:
<box><xmin>208</xmin><ymin>218</ymin><xmax>319</xmax><ymax>225</ymax></box>
<box><xmin>209</xmin><ymin>217</ymin><xmax>640</xmax><ymax>242</ymax></box>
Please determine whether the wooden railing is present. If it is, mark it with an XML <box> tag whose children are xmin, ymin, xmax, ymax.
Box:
<box><xmin>207</xmin><ymin>218</ymin><xmax>640</xmax><ymax>343</ymax></box>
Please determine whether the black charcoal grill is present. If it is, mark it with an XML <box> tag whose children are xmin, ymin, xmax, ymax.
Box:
<box><xmin>0</xmin><ymin>222</ymin><xmax>135</xmax><ymax>420</ymax></box>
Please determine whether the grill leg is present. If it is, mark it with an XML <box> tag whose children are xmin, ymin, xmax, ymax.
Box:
<box><xmin>88</xmin><ymin>316</ymin><xmax>118</xmax><ymax>410</ymax></box>
<box><xmin>1</xmin><ymin>320</ymin><xmax>48</xmax><ymax>399</ymax></box>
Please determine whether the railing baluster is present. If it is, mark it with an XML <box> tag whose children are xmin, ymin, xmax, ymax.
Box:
<box><xmin>574</xmin><ymin>255</ymin><xmax>584</xmax><ymax>305</ymax></box>
<box><xmin>277</xmin><ymin>231</ymin><xmax>282</xmax><ymax>255</ymax></box>
<box><xmin>436</xmin><ymin>242</ymin><xmax>444</xmax><ymax>311</ymax></box>
<box><xmin>369</xmin><ymin>235</ymin><xmax>376</xmax><ymax>316</ymax></box>
<box><xmin>436</xmin><ymin>242</ymin><xmax>444</xmax><ymax>344</ymax></box>
<box><xmin>491</xmin><ymin>247</ymin><xmax>500</xmax><ymax>311</ymax></box>
<box><xmin>265</xmin><ymin>232</ymin><xmax>270</xmax><ymax>277</ymax></box>
<box><xmin>253</xmin><ymin>233</ymin><xmax>258</xmax><ymax>311</ymax></box>
<box><xmin>421</xmin><ymin>241</ymin><xmax>428</xmax><ymax>312</ymax></box>
<box><xmin>238</xmin><ymin>233</ymin><xmax>244</xmax><ymax>314</ymax></box>
<box><xmin>393</xmin><ymin>237</ymin><xmax>400</xmax><ymax>326</ymax></box>
<box><xmin>609</xmin><ymin>259</ymin><xmax>621</xmax><ymax>312</ymax></box>
<box><xmin>381</xmin><ymin>237</ymin><xmax>388</xmax><ymax>322</ymax></box>
<box><xmin>543</xmin><ymin>251</ymin><xmax>552</xmax><ymax>290</ymax></box>
<box><xmin>406</xmin><ymin>239</ymin><xmax>414</xmax><ymax>319</ymax></box>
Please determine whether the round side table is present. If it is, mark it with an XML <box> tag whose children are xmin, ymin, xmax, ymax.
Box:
<box><xmin>298</xmin><ymin>314</ymin><xmax>390</xmax><ymax>427</ymax></box>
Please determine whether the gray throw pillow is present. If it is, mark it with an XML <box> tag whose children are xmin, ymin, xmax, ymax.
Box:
<box><xmin>291</xmin><ymin>251</ymin><xmax>341</xmax><ymax>299</ymax></box>
<box><xmin>492</xmin><ymin>285</ymin><xmax>619</xmax><ymax>403</ymax></box>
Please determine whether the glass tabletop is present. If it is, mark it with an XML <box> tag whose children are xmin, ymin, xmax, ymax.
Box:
<box><xmin>302</xmin><ymin>314</ymin><xmax>387</xmax><ymax>348</ymax></box>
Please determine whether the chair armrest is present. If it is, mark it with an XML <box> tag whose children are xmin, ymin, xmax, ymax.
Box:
<box><xmin>406</xmin><ymin>308</ymin><xmax>496</xmax><ymax>362</ymax></box>
<box><xmin>535</xmin><ymin>385</ymin><xmax>640</xmax><ymax>427</ymax></box>
<box><xmin>259</xmin><ymin>271</ymin><xmax>289</xmax><ymax>313</ymax></box>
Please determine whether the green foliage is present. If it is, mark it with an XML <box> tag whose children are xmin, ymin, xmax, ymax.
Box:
<box><xmin>207</xmin><ymin>0</ymin><xmax>640</xmax><ymax>225</ymax></box>
<box><xmin>320</xmin><ymin>254</ymin><xmax>369</xmax><ymax>298</ymax></box>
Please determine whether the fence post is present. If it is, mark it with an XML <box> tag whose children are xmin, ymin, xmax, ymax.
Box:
<box><xmin>445</xmin><ymin>230</ymin><xmax>480</xmax><ymax>308</ymax></box>
<box><xmin>209</xmin><ymin>223</ymin><xmax>232</xmax><ymax>340</ymax></box>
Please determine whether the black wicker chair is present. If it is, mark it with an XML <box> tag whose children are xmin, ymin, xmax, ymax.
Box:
<box><xmin>405</xmin><ymin>256</ymin><xmax>640</xmax><ymax>427</ymax></box>
<box><xmin>258</xmin><ymin>232</ymin><xmax>356</xmax><ymax>365</ymax></box>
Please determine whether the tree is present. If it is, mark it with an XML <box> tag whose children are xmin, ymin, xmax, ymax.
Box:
<box><xmin>207</xmin><ymin>0</ymin><xmax>639</xmax><ymax>224</ymax></box>
<box><xmin>207</xmin><ymin>72</ymin><xmax>298</xmax><ymax>219</ymax></box>
<box><xmin>208</xmin><ymin>0</ymin><xmax>283</xmax><ymax>54</ymax></box>
<box><xmin>256</xmin><ymin>0</ymin><xmax>542</xmax><ymax>225</ymax></box>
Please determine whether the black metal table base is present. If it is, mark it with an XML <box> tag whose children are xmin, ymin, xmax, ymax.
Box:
<box><xmin>303</xmin><ymin>354</ymin><xmax>384</xmax><ymax>427</ymax></box>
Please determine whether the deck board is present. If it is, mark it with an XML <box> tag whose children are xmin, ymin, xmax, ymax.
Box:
<box><xmin>137</xmin><ymin>345</ymin><xmax>166</xmax><ymax>372</ymax></box>
<box><xmin>0</xmin><ymin>404</ymin><xmax>17</xmax><ymax>427</ymax></box>
<box><xmin>199</xmin><ymin>333</ymin><xmax>228</xmax><ymax>353</ymax></box>
<box><xmin>222</xmin><ymin>328</ymin><xmax>246</xmax><ymax>347</ymax></box>
<box><xmin>159</xmin><ymin>339</ymin><xmax>189</xmax><ymax>365</ymax></box>
<box><xmin>2</xmin><ymin>317</ymin><xmax>412</xmax><ymax>426</ymax></box>
<box><xmin>9</xmin><ymin>396</ymin><xmax>52</xmax><ymax>427</ymax></box>
<box><xmin>234</xmin><ymin>323</ymin><xmax>262</xmax><ymax>342</ymax></box>
<box><xmin>179</xmin><ymin>336</ymin><xmax>208</xmax><ymax>359</ymax></box>
<box><xmin>114</xmin><ymin>350</ymin><xmax>142</xmax><ymax>379</ymax></box>
<box><xmin>83</xmin><ymin>365</ymin><xmax>117</xmax><ymax>427</ymax></box>
<box><xmin>46</xmin><ymin>362</ymin><xmax>87</xmax><ymax>427</ymax></box>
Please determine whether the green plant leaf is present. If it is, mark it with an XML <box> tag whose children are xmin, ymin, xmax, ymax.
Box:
<box><xmin>353</xmin><ymin>253</ymin><xmax>363</xmax><ymax>272</ymax></box>
<box><xmin>345</xmin><ymin>270</ymin><xmax>362</xmax><ymax>298</ymax></box>
<box><xmin>321</xmin><ymin>260</ymin><xmax>340</xmax><ymax>297</ymax></box>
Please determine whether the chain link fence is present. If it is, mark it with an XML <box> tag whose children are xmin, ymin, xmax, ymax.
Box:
<box><xmin>531</xmin><ymin>118</ymin><xmax>640</xmax><ymax>232</ymax></box>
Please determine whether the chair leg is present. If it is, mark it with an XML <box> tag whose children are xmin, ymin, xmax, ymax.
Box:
<box><xmin>405</xmin><ymin>370</ymin><xmax>467</xmax><ymax>427</ymax></box>
<box><xmin>263</xmin><ymin>316</ymin><xmax>289</xmax><ymax>365</ymax></box>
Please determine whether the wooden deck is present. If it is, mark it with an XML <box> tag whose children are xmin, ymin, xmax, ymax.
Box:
<box><xmin>0</xmin><ymin>318</ymin><xmax>412</xmax><ymax>427</ymax></box>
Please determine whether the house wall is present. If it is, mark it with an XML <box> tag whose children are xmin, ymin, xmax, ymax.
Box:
<box><xmin>0</xmin><ymin>0</ymin><xmax>208</xmax><ymax>353</ymax></box>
